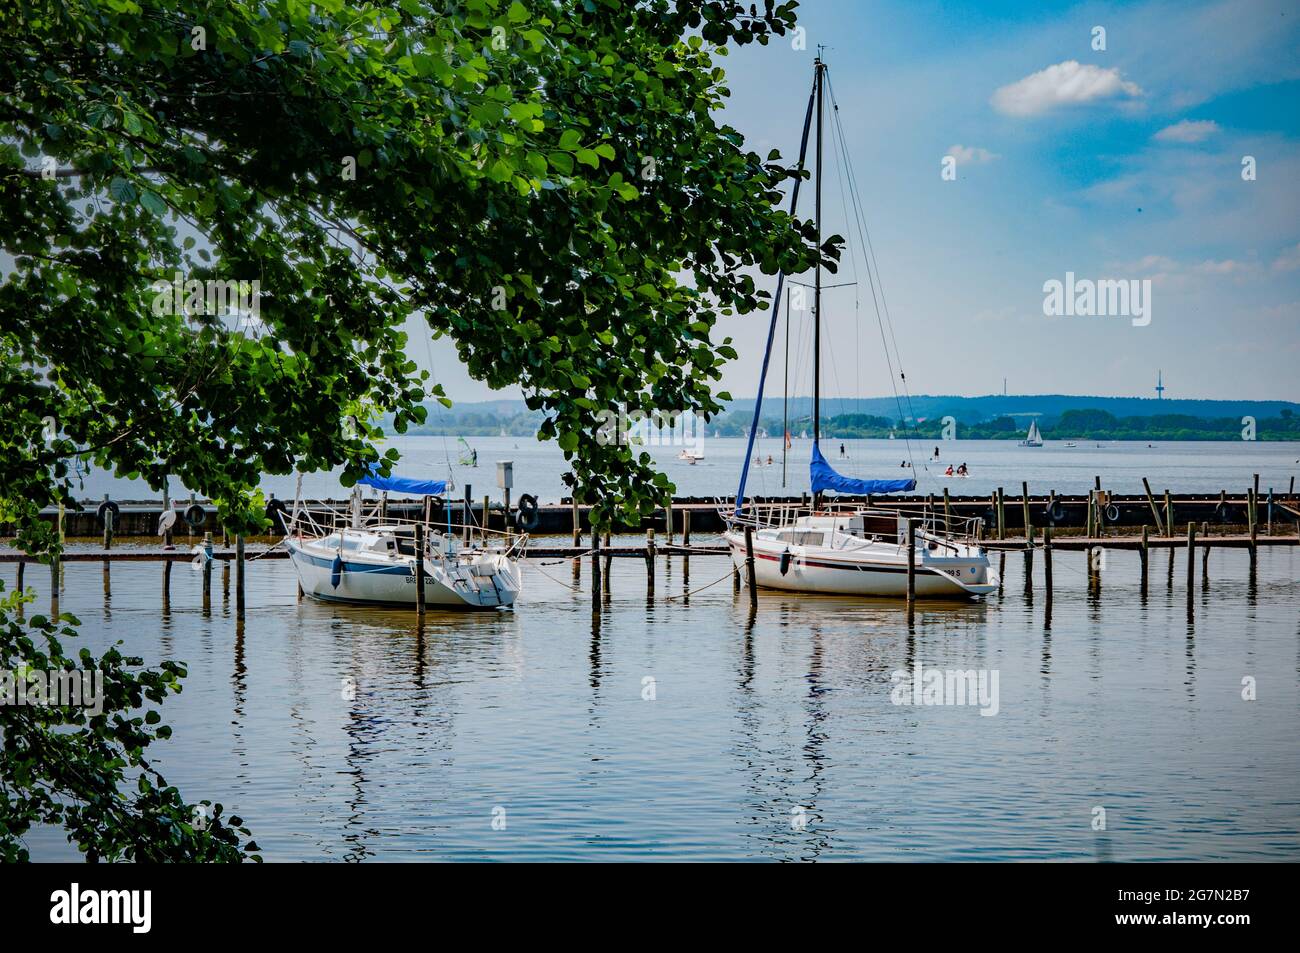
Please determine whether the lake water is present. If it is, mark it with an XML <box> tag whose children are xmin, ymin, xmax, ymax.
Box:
<box><xmin>62</xmin><ymin>436</ymin><xmax>1300</xmax><ymax>505</ymax></box>
<box><xmin>15</xmin><ymin>534</ymin><xmax>1299</xmax><ymax>861</ymax></box>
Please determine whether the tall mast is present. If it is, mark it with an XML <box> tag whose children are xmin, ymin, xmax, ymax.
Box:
<box><xmin>813</xmin><ymin>55</ymin><xmax>824</xmax><ymax>446</ymax></box>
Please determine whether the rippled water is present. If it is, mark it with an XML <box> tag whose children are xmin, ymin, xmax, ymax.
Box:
<box><xmin>15</xmin><ymin>535</ymin><xmax>1299</xmax><ymax>861</ymax></box>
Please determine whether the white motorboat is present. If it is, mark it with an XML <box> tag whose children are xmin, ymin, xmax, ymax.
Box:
<box><xmin>284</xmin><ymin>469</ymin><xmax>523</xmax><ymax>610</ymax></box>
<box><xmin>724</xmin><ymin>505</ymin><xmax>997</xmax><ymax>599</ymax></box>
<box><xmin>724</xmin><ymin>55</ymin><xmax>996</xmax><ymax>601</ymax></box>
<box><xmin>678</xmin><ymin>448</ymin><xmax>704</xmax><ymax>463</ymax></box>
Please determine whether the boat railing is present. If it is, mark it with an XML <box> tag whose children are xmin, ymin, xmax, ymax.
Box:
<box><xmin>284</xmin><ymin>501</ymin><xmax>528</xmax><ymax>557</ymax></box>
<box><xmin>723</xmin><ymin>499</ymin><xmax>985</xmax><ymax>545</ymax></box>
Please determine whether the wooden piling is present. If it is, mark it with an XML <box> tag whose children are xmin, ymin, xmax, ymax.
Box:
<box><xmin>16</xmin><ymin>559</ymin><xmax>24</xmax><ymax>593</ymax></box>
<box><xmin>1186</xmin><ymin>522</ymin><xmax>1196</xmax><ymax>593</ymax></box>
<box><xmin>943</xmin><ymin>488</ymin><xmax>952</xmax><ymax>530</ymax></box>
<box><xmin>235</xmin><ymin>534</ymin><xmax>246</xmax><ymax>618</ymax></box>
<box><xmin>463</xmin><ymin>484</ymin><xmax>472</xmax><ymax>545</ymax></box>
<box><xmin>1139</xmin><ymin>525</ymin><xmax>1149</xmax><ymax>591</ymax></box>
<box><xmin>414</xmin><ymin>523</ymin><xmax>426</xmax><ymax>615</ymax></box>
<box><xmin>102</xmin><ymin>493</ymin><xmax>114</xmax><ymax>549</ymax></box>
<box><xmin>602</xmin><ymin>532</ymin><xmax>611</xmax><ymax>594</ymax></box>
<box><xmin>743</xmin><ymin>525</ymin><xmax>757</xmax><ymax>608</ymax></box>
<box><xmin>1021</xmin><ymin>481</ymin><xmax>1031</xmax><ymax>540</ymax></box>
<box><xmin>1253</xmin><ymin>473</ymin><xmax>1260</xmax><ymax>527</ymax></box>
<box><xmin>202</xmin><ymin>531</ymin><xmax>213</xmax><ymax>603</ymax></box>
<box><xmin>682</xmin><ymin>509</ymin><xmax>692</xmax><ymax>547</ymax></box>
<box><xmin>646</xmin><ymin>528</ymin><xmax>656</xmax><ymax>595</ymax></box>
<box><xmin>666</xmin><ymin>500</ymin><xmax>674</xmax><ymax>545</ymax></box>
<box><xmin>1043</xmin><ymin>525</ymin><xmax>1053</xmax><ymax>601</ymax></box>
<box><xmin>1142</xmin><ymin>478</ymin><xmax>1164</xmax><ymax>534</ymax></box>
<box><xmin>591</xmin><ymin>531</ymin><xmax>602</xmax><ymax>604</ymax></box>
<box><xmin>996</xmin><ymin>488</ymin><xmax>1005</xmax><ymax>540</ymax></box>
<box><xmin>906</xmin><ymin>518</ymin><xmax>917</xmax><ymax>604</ymax></box>
<box><xmin>380</xmin><ymin>491</ymin><xmax>388</xmax><ymax>523</ymax></box>
<box><xmin>570</xmin><ymin>497</ymin><xmax>581</xmax><ymax>547</ymax></box>
<box><xmin>1163</xmin><ymin>489</ymin><xmax>1173</xmax><ymax>538</ymax></box>
<box><xmin>483</xmin><ymin>494</ymin><xmax>490</xmax><ymax>541</ymax></box>
<box><xmin>163</xmin><ymin>559</ymin><xmax>172</xmax><ymax>600</ymax></box>
<box><xmin>1085</xmin><ymin>490</ymin><xmax>1095</xmax><ymax>538</ymax></box>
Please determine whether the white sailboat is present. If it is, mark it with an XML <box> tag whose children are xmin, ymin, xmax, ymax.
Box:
<box><xmin>284</xmin><ymin>468</ymin><xmax>523</xmax><ymax>609</ymax></box>
<box><xmin>1019</xmin><ymin>419</ymin><xmax>1043</xmax><ymax>447</ymax></box>
<box><xmin>722</xmin><ymin>55</ymin><xmax>996</xmax><ymax>601</ymax></box>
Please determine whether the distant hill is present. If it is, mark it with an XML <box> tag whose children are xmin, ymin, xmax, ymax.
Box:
<box><xmin>396</xmin><ymin>394</ymin><xmax>1300</xmax><ymax>437</ymax></box>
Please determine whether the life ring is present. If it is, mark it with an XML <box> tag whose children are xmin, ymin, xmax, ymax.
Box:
<box><xmin>265</xmin><ymin>497</ymin><xmax>290</xmax><ymax>534</ymax></box>
<box><xmin>184</xmin><ymin>503</ymin><xmax>206</xmax><ymax>530</ymax></box>
<box><xmin>516</xmin><ymin>493</ymin><xmax>539</xmax><ymax>532</ymax></box>
<box><xmin>1104</xmin><ymin>503</ymin><xmax>1120</xmax><ymax>522</ymax></box>
<box><xmin>96</xmin><ymin>499</ymin><xmax>120</xmax><ymax>526</ymax></box>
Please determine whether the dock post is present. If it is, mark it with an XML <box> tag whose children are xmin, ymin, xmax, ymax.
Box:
<box><xmin>906</xmin><ymin>518</ymin><xmax>917</xmax><ymax>604</ymax></box>
<box><xmin>202</xmin><ymin>531</ymin><xmax>213</xmax><ymax>606</ymax></box>
<box><xmin>415</xmin><ymin>524</ymin><xmax>426</xmax><ymax>616</ymax></box>
<box><xmin>1085</xmin><ymin>490</ymin><xmax>1095</xmax><ymax>539</ymax></box>
<box><xmin>1163</xmin><ymin>489</ymin><xmax>1173</xmax><ymax>538</ymax></box>
<box><xmin>683</xmin><ymin>509</ymin><xmax>692</xmax><ymax>547</ymax></box>
<box><xmin>591</xmin><ymin>530</ymin><xmax>602</xmax><ymax>605</ymax></box>
<box><xmin>161</xmin><ymin>483</ymin><xmax>172</xmax><ymax>548</ymax></box>
<box><xmin>602</xmin><ymin>532</ymin><xmax>611</xmax><ymax>594</ymax></box>
<box><xmin>571</xmin><ymin>498</ymin><xmax>581</xmax><ymax>546</ymax></box>
<box><xmin>1201</xmin><ymin>522</ymin><xmax>1210</xmax><ymax>585</ymax></box>
<box><xmin>1021</xmin><ymin>482</ymin><xmax>1031</xmax><ymax>542</ymax></box>
<box><xmin>1253</xmin><ymin>473</ymin><xmax>1260</xmax><ymax>528</ymax></box>
<box><xmin>1139</xmin><ymin>525</ymin><xmax>1149</xmax><ymax>593</ymax></box>
<box><xmin>163</xmin><ymin>559</ymin><xmax>172</xmax><ymax>601</ymax></box>
<box><xmin>646</xmin><ymin>528</ymin><xmax>656</xmax><ymax>595</ymax></box>
<box><xmin>1249</xmin><ymin>519</ymin><xmax>1258</xmax><ymax>573</ymax></box>
<box><xmin>1043</xmin><ymin>525</ymin><xmax>1053</xmax><ymax>602</ymax></box>
<box><xmin>235</xmin><ymin>535</ymin><xmax>246</xmax><ymax>619</ymax></box>
<box><xmin>102</xmin><ymin>493</ymin><xmax>114</xmax><ymax>549</ymax></box>
<box><xmin>743</xmin><ymin>525</ymin><xmax>757</xmax><ymax>608</ymax></box>
<box><xmin>483</xmin><ymin>494</ymin><xmax>490</xmax><ymax>541</ymax></box>
<box><xmin>463</xmin><ymin>484</ymin><xmax>472</xmax><ymax>545</ymax></box>
<box><xmin>16</xmin><ymin>559</ymin><xmax>24</xmax><ymax>593</ymax></box>
<box><xmin>942</xmin><ymin>488</ymin><xmax>952</xmax><ymax>531</ymax></box>
<box><xmin>666</xmin><ymin>500</ymin><xmax>674</xmax><ymax>545</ymax></box>
<box><xmin>1142</xmin><ymin>478</ymin><xmax>1164</xmax><ymax>535</ymax></box>
<box><xmin>996</xmin><ymin>488</ymin><xmax>1005</xmax><ymax>540</ymax></box>
<box><xmin>1246</xmin><ymin>486</ymin><xmax>1256</xmax><ymax>536</ymax></box>
<box><xmin>380</xmin><ymin>491</ymin><xmax>388</xmax><ymax>523</ymax></box>
<box><xmin>1186</xmin><ymin>522</ymin><xmax>1196</xmax><ymax>594</ymax></box>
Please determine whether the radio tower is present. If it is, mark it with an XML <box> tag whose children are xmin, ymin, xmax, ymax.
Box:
<box><xmin>1155</xmin><ymin>370</ymin><xmax>1165</xmax><ymax>400</ymax></box>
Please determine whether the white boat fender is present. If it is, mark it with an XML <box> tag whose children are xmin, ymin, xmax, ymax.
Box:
<box><xmin>516</xmin><ymin>493</ymin><xmax>539</xmax><ymax>531</ymax></box>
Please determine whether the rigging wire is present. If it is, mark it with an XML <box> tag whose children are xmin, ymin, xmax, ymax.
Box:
<box><xmin>824</xmin><ymin>70</ymin><xmax>930</xmax><ymax>489</ymax></box>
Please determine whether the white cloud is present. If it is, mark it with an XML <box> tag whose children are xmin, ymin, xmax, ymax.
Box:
<box><xmin>1153</xmin><ymin>119</ymin><xmax>1221</xmax><ymax>143</ymax></box>
<box><xmin>946</xmin><ymin>144</ymin><xmax>999</xmax><ymax>165</ymax></box>
<box><xmin>991</xmin><ymin>60</ymin><xmax>1143</xmax><ymax>116</ymax></box>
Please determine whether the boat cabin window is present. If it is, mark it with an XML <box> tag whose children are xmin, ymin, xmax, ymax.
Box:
<box><xmin>778</xmin><ymin>530</ymin><xmax>825</xmax><ymax>546</ymax></box>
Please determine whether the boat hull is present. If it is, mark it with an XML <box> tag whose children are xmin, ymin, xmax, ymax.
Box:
<box><xmin>286</xmin><ymin>539</ymin><xmax>518</xmax><ymax>610</ymax></box>
<box><xmin>725</xmin><ymin>533</ymin><xmax>995</xmax><ymax>599</ymax></box>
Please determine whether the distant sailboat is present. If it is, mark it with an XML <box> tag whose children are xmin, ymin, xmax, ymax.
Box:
<box><xmin>1019</xmin><ymin>420</ymin><xmax>1043</xmax><ymax>447</ymax></box>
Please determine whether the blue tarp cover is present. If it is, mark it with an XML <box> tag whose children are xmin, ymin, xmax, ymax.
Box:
<box><xmin>358</xmin><ymin>464</ymin><xmax>447</xmax><ymax>497</ymax></box>
<box><xmin>810</xmin><ymin>442</ymin><xmax>916</xmax><ymax>495</ymax></box>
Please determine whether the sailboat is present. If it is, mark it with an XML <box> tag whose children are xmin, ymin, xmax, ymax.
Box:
<box><xmin>284</xmin><ymin>466</ymin><xmax>522</xmax><ymax>609</ymax></box>
<box><xmin>722</xmin><ymin>55</ymin><xmax>996</xmax><ymax>600</ymax></box>
<box><xmin>1019</xmin><ymin>420</ymin><xmax>1043</xmax><ymax>447</ymax></box>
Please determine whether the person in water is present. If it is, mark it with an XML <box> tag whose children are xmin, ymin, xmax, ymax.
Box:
<box><xmin>933</xmin><ymin>446</ymin><xmax>940</xmax><ymax>459</ymax></box>
<box><xmin>766</xmin><ymin>455</ymin><xmax>773</xmax><ymax>465</ymax></box>
<box><xmin>945</xmin><ymin>465</ymin><xmax>954</xmax><ymax>476</ymax></box>
<box><xmin>956</xmin><ymin>462</ymin><xmax>968</xmax><ymax>476</ymax></box>
<box><xmin>839</xmin><ymin>443</ymin><xmax>846</xmax><ymax>457</ymax></box>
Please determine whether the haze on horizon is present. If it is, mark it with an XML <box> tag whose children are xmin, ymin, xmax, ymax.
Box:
<box><xmin>408</xmin><ymin>0</ymin><xmax>1300</xmax><ymax>406</ymax></box>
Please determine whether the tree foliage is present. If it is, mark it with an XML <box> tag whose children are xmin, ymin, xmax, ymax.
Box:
<box><xmin>1</xmin><ymin>0</ymin><xmax>820</xmax><ymax>859</ymax></box>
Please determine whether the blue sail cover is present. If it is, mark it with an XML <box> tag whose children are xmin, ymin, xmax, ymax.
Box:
<box><xmin>358</xmin><ymin>464</ymin><xmax>447</xmax><ymax>497</ymax></box>
<box><xmin>810</xmin><ymin>442</ymin><xmax>915</xmax><ymax>495</ymax></box>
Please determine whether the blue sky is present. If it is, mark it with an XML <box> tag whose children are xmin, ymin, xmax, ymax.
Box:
<box><xmin>418</xmin><ymin>0</ymin><xmax>1300</xmax><ymax>403</ymax></box>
